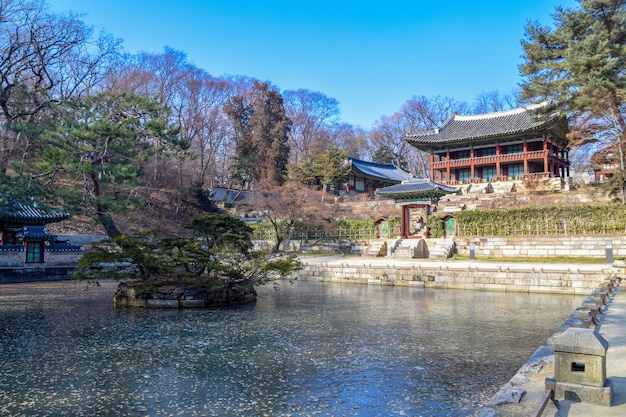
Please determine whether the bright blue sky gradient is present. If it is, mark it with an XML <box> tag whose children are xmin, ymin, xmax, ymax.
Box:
<box><xmin>48</xmin><ymin>0</ymin><xmax>578</xmax><ymax>128</ymax></box>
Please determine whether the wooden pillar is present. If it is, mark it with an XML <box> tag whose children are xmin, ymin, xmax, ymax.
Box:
<box><xmin>401</xmin><ymin>206</ymin><xmax>409</xmax><ymax>238</ymax></box>
<box><xmin>470</xmin><ymin>146</ymin><xmax>475</xmax><ymax>180</ymax></box>
<box><xmin>543</xmin><ymin>139</ymin><xmax>549</xmax><ymax>173</ymax></box>
<box><xmin>495</xmin><ymin>143</ymin><xmax>501</xmax><ymax>178</ymax></box>
<box><xmin>523</xmin><ymin>140</ymin><xmax>529</xmax><ymax>175</ymax></box>
<box><xmin>446</xmin><ymin>149</ymin><xmax>451</xmax><ymax>183</ymax></box>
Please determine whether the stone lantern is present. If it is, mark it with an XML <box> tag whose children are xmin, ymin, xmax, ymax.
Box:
<box><xmin>553</xmin><ymin>327</ymin><xmax>612</xmax><ymax>406</ymax></box>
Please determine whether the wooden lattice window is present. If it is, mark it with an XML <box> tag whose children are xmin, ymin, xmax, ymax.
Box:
<box><xmin>25</xmin><ymin>241</ymin><xmax>43</xmax><ymax>263</ymax></box>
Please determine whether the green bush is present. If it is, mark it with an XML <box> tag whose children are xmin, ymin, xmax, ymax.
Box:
<box><xmin>427</xmin><ymin>214</ymin><xmax>445</xmax><ymax>238</ymax></box>
<box><xmin>336</xmin><ymin>219</ymin><xmax>375</xmax><ymax>230</ymax></box>
<box><xmin>455</xmin><ymin>204</ymin><xmax>626</xmax><ymax>237</ymax></box>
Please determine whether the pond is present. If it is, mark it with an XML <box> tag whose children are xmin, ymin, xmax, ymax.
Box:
<box><xmin>0</xmin><ymin>280</ymin><xmax>583</xmax><ymax>416</ymax></box>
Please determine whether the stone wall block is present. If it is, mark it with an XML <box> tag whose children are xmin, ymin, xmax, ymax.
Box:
<box><xmin>147</xmin><ymin>299</ymin><xmax>179</xmax><ymax>308</ymax></box>
<box><xmin>180</xmin><ymin>299</ymin><xmax>206</xmax><ymax>308</ymax></box>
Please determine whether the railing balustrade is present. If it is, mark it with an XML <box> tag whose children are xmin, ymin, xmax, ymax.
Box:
<box><xmin>252</xmin><ymin>226</ymin><xmax>401</xmax><ymax>241</ymax></box>
<box><xmin>431</xmin><ymin>151</ymin><xmax>553</xmax><ymax>169</ymax></box>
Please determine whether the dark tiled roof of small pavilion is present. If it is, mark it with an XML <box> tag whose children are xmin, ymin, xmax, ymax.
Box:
<box><xmin>18</xmin><ymin>225</ymin><xmax>57</xmax><ymax>240</ymax></box>
<box><xmin>349</xmin><ymin>158</ymin><xmax>413</xmax><ymax>183</ymax></box>
<box><xmin>375</xmin><ymin>178</ymin><xmax>460</xmax><ymax>200</ymax></box>
<box><xmin>0</xmin><ymin>198</ymin><xmax>71</xmax><ymax>224</ymax></box>
<box><xmin>405</xmin><ymin>102</ymin><xmax>569</xmax><ymax>149</ymax></box>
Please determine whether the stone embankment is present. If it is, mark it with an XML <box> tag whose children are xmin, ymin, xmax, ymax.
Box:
<box><xmin>113</xmin><ymin>281</ymin><xmax>257</xmax><ymax>308</ymax></box>
<box><xmin>294</xmin><ymin>257</ymin><xmax>614</xmax><ymax>295</ymax></box>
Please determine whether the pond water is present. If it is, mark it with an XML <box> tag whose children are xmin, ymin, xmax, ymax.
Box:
<box><xmin>0</xmin><ymin>280</ymin><xmax>583</xmax><ymax>416</ymax></box>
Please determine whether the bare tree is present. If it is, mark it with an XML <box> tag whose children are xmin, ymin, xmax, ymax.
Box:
<box><xmin>472</xmin><ymin>89</ymin><xmax>520</xmax><ymax>114</ymax></box>
<box><xmin>0</xmin><ymin>0</ymin><xmax>120</xmax><ymax>172</ymax></box>
<box><xmin>176</xmin><ymin>68</ymin><xmax>231</xmax><ymax>188</ymax></box>
<box><xmin>283</xmin><ymin>89</ymin><xmax>340</xmax><ymax>163</ymax></box>
<box><xmin>368</xmin><ymin>112</ymin><xmax>418</xmax><ymax>173</ymax></box>
<box><xmin>368</xmin><ymin>95</ymin><xmax>469</xmax><ymax>177</ymax></box>
<box><xmin>335</xmin><ymin>123</ymin><xmax>370</xmax><ymax>159</ymax></box>
<box><xmin>241</xmin><ymin>179</ymin><xmax>329</xmax><ymax>252</ymax></box>
<box><xmin>402</xmin><ymin>95</ymin><xmax>469</xmax><ymax>131</ymax></box>
<box><xmin>107</xmin><ymin>47</ymin><xmax>235</xmax><ymax>191</ymax></box>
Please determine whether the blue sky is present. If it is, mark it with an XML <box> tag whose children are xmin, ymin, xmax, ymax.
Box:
<box><xmin>47</xmin><ymin>0</ymin><xmax>578</xmax><ymax>128</ymax></box>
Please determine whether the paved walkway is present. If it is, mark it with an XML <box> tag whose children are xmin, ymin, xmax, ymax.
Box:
<box><xmin>546</xmin><ymin>280</ymin><xmax>626</xmax><ymax>416</ymax></box>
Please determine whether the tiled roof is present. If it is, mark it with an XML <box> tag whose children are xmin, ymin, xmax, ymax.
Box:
<box><xmin>208</xmin><ymin>188</ymin><xmax>251</xmax><ymax>203</ymax></box>
<box><xmin>349</xmin><ymin>158</ymin><xmax>413</xmax><ymax>183</ymax></box>
<box><xmin>18</xmin><ymin>225</ymin><xmax>57</xmax><ymax>240</ymax></box>
<box><xmin>375</xmin><ymin>178</ymin><xmax>460</xmax><ymax>199</ymax></box>
<box><xmin>405</xmin><ymin>102</ymin><xmax>568</xmax><ymax>147</ymax></box>
<box><xmin>0</xmin><ymin>198</ymin><xmax>71</xmax><ymax>224</ymax></box>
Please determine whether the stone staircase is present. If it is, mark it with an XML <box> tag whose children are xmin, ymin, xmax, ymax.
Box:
<box><xmin>427</xmin><ymin>238</ymin><xmax>456</xmax><ymax>259</ymax></box>
<box><xmin>364</xmin><ymin>239</ymin><xmax>387</xmax><ymax>257</ymax></box>
<box><xmin>390</xmin><ymin>239</ymin><xmax>416</xmax><ymax>258</ymax></box>
<box><xmin>387</xmin><ymin>238</ymin><xmax>456</xmax><ymax>259</ymax></box>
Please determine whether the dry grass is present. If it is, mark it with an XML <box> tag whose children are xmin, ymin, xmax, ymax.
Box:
<box><xmin>47</xmin><ymin>187</ymin><xmax>203</xmax><ymax>237</ymax></box>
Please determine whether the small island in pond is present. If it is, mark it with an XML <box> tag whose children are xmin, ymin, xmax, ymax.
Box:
<box><xmin>74</xmin><ymin>212</ymin><xmax>301</xmax><ymax>308</ymax></box>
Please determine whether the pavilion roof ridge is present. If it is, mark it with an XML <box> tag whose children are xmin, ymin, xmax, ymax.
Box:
<box><xmin>453</xmin><ymin>101</ymin><xmax>547</xmax><ymax>121</ymax></box>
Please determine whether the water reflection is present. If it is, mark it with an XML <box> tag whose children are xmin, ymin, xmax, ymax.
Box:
<box><xmin>0</xmin><ymin>280</ymin><xmax>583</xmax><ymax>416</ymax></box>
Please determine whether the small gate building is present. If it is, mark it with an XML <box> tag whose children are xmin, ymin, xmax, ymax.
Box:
<box><xmin>0</xmin><ymin>198</ymin><xmax>81</xmax><ymax>276</ymax></box>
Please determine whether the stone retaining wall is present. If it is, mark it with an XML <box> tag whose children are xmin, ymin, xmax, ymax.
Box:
<box><xmin>0</xmin><ymin>249</ymin><xmax>82</xmax><ymax>268</ymax></box>
<box><xmin>0</xmin><ymin>250</ymin><xmax>83</xmax><ymax>283</ymax></box>
<box><xmin>455</xmin><ymin>236</ymin><xmax>626</xmax><ymax>259</ymax></box>
<box><xmin>0</xmin><ymin>266</ymin><xmax>75</xmax><ymax>283</ymax></box>
<box><xmin>294</xmin><ymin>263</ymin><xmax>613</xmax><ymax>294</ymax></box>
<box><xmin>113</xmin><ymin>281</ymin><xmax>257</xmax><ymax>308</ymax></box>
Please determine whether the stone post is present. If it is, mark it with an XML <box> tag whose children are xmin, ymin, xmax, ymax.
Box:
<box><xmin>553</xmin><ymin>327</ymin><xmax>612</xmax><ymax>406</ymax></box>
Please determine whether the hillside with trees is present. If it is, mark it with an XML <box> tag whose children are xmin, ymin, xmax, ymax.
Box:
<box><xmin>0</xmin><ymin>0</ymin><xmax>623</xmax><ymax>239</ymax></box>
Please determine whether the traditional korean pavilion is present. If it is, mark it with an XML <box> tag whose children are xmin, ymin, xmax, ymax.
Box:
<box><xmin>590</xmin><ymin>148</ymin><xmax>620</xmax><ymax>183</ymax></box>
<box><xmin>405</xmin><ymin>102</ymin><xmax>570</xmax><ymax>185</ymax></box>
<box><xmin>346</xmin><ymin>158</ymin><xmax>413</xmax><ymax>194</ymax></box>
<box><xmin>0</xmin><ymin>198</ymin><xmax>71</xmax><ymax>263</ymax></box>
<box><xmin>375</xmin><ymin>178</ymin><xmax>459</xmax><ymax>238</ymax></box>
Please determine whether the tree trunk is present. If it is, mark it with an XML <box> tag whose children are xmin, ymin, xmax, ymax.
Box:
<box><xmin>273</xmin><ymin>237</ymin><xmax>282</xmax><ymax>253</ymax></box>
<box><xmin>90</xmin><ymin>172</ymin><xmax>122</xmax><ymax>238</ymax></box>
<box><xmin>609</xmin><ymin>92</ymin><xmax>626</xmax><ymax>203</ymax></box>
<box><xmin>97</xmin><ymin>212</ymin><xmax>122</xmax><ymax>239</ymax></box>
